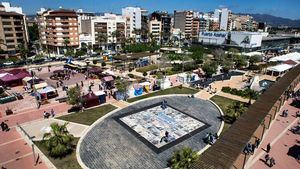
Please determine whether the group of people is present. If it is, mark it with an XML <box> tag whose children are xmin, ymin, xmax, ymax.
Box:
<box><xmin>243</xmin><ymin>138</ymin><xmax>261</xmax><ymax>155</ymax></box>
<box><xmin>0</xmin><ymin>121</ymin><xmax>9</xmax><ymax>132</ymax></box>
<box><xmin>43</xmin><ymin>109</ymin><xmax>55</xmax><ymax>119</ymax></box>
<box><xmin>203</xmin><ymin>132</ymin><xmax>218</xmax><ymax>145</ymax></box>
<box><xmin>281</xmin><ymin>109</ymin><xmax>289</xmax><ymax>117</ymax></box>
<box><xmin>264</xmin><ymin>153</ymin><xmax>276</xmax><ymax>167</ymax></box>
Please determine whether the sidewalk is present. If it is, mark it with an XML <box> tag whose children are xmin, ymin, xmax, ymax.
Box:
<box><xmin>246</xmin><ymin>98</ymin><xmax>300</xmax><ymax>169</ymax></box>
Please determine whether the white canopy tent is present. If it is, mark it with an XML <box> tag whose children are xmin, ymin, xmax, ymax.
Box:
<box><xmin>269</xmin><ymin>52</ymin><xmax>300</xmax><ymax>62</ymax></box>
<box><xmin>267</xmin><ymin>64</ymin><xmax>293</xmax><ymax>76</ymax></box>
<box><xmin>243</xmin><ymin>51</ymin><xmax>263</xmax><ymax>57</ymax></box>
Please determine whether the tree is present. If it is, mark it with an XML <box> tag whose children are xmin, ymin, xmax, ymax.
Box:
<box><xmin>115</xmin><ymin>78</ymin><xmax>129</xmax><ymax>93</ymax></box>
<box><xmin>171</xmin><ymin>147</ymin><xmax>199</xmax><ymax>169</ymax></box>
<box><xmin>42</xmin><ymin>122</ymin><xmax>74</xmax><ymax>158</ymax></box>
<box><xmin>202</xmin><ymin>61</ymin><xmax>217</xmax><ymax>77</ymax></box>
<box><xmin>234</xmin><ymin>55</ymin><xmax>247</xmax><ymax>69</ymax></box>
<box><xmin>97</xmin><ymin>33</ymin><xmax>107</xmax><ymax>51</ymax></box>
<box><xmin>213</xmin><ymin>48</ymin><xmax>225</xmax><ymax>64</ymax></box>
<box><xmin>249</xmin><ymin>55</ymin><xmax>262</xmax><ymax>66</ymax></box>
<box><xmin>143</xmin><ymin>71</ymin><xmax>148</xmax><ymax>77</ymax></box>
<box><xmin>226</xmin><ymin>101</ymin><xmax>246</xmax><ymax>120</ymax></box>
<box><xmin>17</xmin><ymin>42</ymin><xmax>29</xmax><ymax>62</ymax></box>
<box><xmin>28</xmin><ymin>23</ymin><xmax>39</xmax><ymax>42</ymax></box>
<box><xmin>244</xmin><ymin>88</ymin><xmax>259</xmax><ymax>105</ymax></box>
<box><xmin>63</xmin><ymin>39</ymin><xmax>70</xmax><ymax>49</ymax></box>
<box><xmin>67</xmin><ymin>86</ymin><xmax>82</xmax><ymax>107</ymax></box>
<box><xmin>101</xmin><ymin>62</ymin><xmax>106</xmax><ymax>67</ymax></box>
<box><xmin>75</xmin><ymin>50</ymin><xmax>86</xmax><ymax>58</ymax></box>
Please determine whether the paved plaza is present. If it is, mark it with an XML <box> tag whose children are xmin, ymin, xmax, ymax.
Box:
<box><xmin>79</xmin><ymin>96</ymin><xmax>222</xmax><ymax>169</ymax></box>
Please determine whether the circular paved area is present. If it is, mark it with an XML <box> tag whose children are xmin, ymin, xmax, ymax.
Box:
<box><xmin>79</xmin><ymin>96</ymin><xmax>222</xmax><ymax>169</ymax></box>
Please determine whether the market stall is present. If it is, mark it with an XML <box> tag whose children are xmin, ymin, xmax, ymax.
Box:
<box><xmin>102</xmin><ymin>76</ymin><xmax>114</xmax><ymax>89</ymax></box>
<box><xmin>37</xmin><ymin>86</ymin><xmax>58</xmax><ymax>100</ymax></box>
<box><xmin>94</xmin><ymin>90</ymin><xmax>106</xmax><ymax>104</ymax></box>
<box><xmin>82</xmin><ymin>92</ymin><xmax>99</xmax><ymax>108</ymax></box>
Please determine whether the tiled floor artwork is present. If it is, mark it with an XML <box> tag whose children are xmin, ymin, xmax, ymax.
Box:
<box><xmin>117</xmin><ymin>104</ymin><xmax>207</xmax><ymax>152</ymax></box>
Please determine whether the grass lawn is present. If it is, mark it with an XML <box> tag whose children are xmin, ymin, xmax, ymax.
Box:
<box><xmin>136</xmin><ymin>64</ymin><xmax>158</xmax><ymax>73</ymax></box>
<box><xmin>34</xmin><ymin>138</ymin><xmax>81</xmax><ymax>169</ymax></box>
<box><xmin>210</xmin><ymin>95</ymin><xmax>248</xmax><ymax>133</ymax></box>
<box><xmin>57</xmin><ymin>104</ymin><xmax>117</xmax><ymax>125</ymax></box>
<box><xmin>127</xmin><ymin>86</ymin><xmax>199</xmax><ymax>103</ymax></box>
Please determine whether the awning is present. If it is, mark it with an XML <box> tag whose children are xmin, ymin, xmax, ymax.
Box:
<box><xmin>139</xmin><ymin>81</ymin><xmax>151</xmax><ymax>86</ymax></box>
<box><xmin>0</xmin><ymin>73</ymin><xmax>11</xmax><ymax>78</ymax></box>
<box><xmin>0</xmin><ymin>74</ymin><xmax>18</xmax><ymax>82</ymax></box>
<box><xmin>37</xmin><ymin>86</ymin><xmax>56</xmax><ymax>94</ymax></box>
<box><xmin>267</xmin><ymin>64</ymin><xmax>293</xmax><ymax>73</ymax></box>
<box><xmin>33</xmin><ymin>82</ymin><xmax>48</xmax><ymax>90</ymax></box>
<box><xmin>269</xmin><ymin>52</ymin><xmax>300</xmax><ymax>62</ymax></box>
<box><xmin>102</xmin><ymin>76</ymin><xmax>114</xmax><ymax>82</ymax></box>
<box><xmin>94</xmin><ymin>90</ymin><xmax>106</xmax><ymax>96</ymax></box>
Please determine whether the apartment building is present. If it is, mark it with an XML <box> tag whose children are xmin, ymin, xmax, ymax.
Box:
<box><xmin>37</xmin><ymin>8</ymin><xmax>79</xmax><ymax>55</ymax></box>
<box><xmin>0</xmin><ymin>2</ymin><xmax>27</xmax><ymax>58</ymax></box>
<box><xmin>149</xmin><ymin>11</ymin><xmax>171</xmax><ymax>43</ymax></box>
<box><xmin>91</xmin><ymin>13</ymin><xmax>126</xmax><ymax>50</ymax></box>
<box><xmin>191</xmin><ymin>18</ymin><xmax>200</xmax><ymax>40</ymax></box>
<box><xmin>214</xmin><ymin>8</ymin><xmax>232</xmax><ymax>31</ymax></box>
<box><xmin>174</xmin><ymin>10</ymin><xmax>194</xmax><ymax>39</ymax></box>
<box><xmin>149</xmin><ymin>18</ymin><xmax>161</xmax><ymax>43</ymax></box>
<box><xmin>122</xmin><ymin>7</ymin><xmax>147</xmax><ymax>39</ymax></box>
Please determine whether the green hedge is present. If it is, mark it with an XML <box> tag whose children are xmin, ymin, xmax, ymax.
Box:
<box><xmin>0</xmin><ymin>95</ymin><xmax>17</xmax><ymax>104</ymax></box>
<box><xmin>221</xmin><ymin>87</ymin><xmax>259</xmax><ymax>99</ymax></box>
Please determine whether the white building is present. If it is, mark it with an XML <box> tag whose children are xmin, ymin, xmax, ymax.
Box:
<box><xmin>91</xmin><ymin>13</ymin><xmax>126</xmax><ymax>49</ymax></box>
<box><xmin>122</xmin><ymin>7</ymin><xmax>142</xmax><ymax>38</ymax></box>
<box><xmin>198</xmin><ymin>31</ymin><xmax>263</xmax><ymax>49</ymax></box>
<box><xmin>149</xmin><ymin>19</ymin><xmax>161</xmax><ymax>43</ymax></box>
<box><xmin>214</xmin><ymin>8</ymin><xmax>231</xmax><ymax>31</ymax></box>
<box><xmin>1</xmin><ymin>2</ymin><xmax>22</xmax><ymax>14</ymax></box>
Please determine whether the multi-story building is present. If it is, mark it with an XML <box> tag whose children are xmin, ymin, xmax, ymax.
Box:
<box><xmin>214</xmin><ymin>8</ymin><xmax>232</xmax><ymax>31</ymax></box>
<box><xmin>0</xmin><ymin>2</ymin><xmax>28</xmax><ymax>58</ymax></box>
<box><xmin>149</xmin><ymin>11</ymin><xmax>171</xmax><ymax>43</ymax></box>
<box><xmin>148</xmin><ymin>18</ymin><xmax>161</xmax><ymax>43</ymax></box>
<box><xmin>122</xmin><ymin>7</ymin><xmax>147</xmax><ymax>39</ymax></box>
<box><xmin>37</xmin><ymin>8</ymin><xmax>79</xmax><ymax>55</ymax></box>
<box><xmin>91</xmin><ymin>13</ymin><xmax>126</xmax><ymax>50</ymax></box>
<box><xmin>174</xmin><ymin>10</ymin><xmax>194</xmax><ymax>39</ymax></box>
<box><xmin>191</xmin><ymin>17</ymin><xmax>200</xmax><ymax>40</ymax></box>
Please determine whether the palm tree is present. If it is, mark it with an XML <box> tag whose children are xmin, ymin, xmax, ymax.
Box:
<box><xmin>17</xmin><ymin>42</ymin><xmax>29</xmax><ymax>64</ymax></box>
<box><xmin>43</xmin><ymin>122</ymin><xmax>74</xmax><ymax>158</ymax></box>
<box><xmin>97</xmin><ymin>33</ymin><xmax>107</xmax><ymax>51</ymax></box>
<box><xmin>171</xmin><ymin>147</ymin><xmax>199</xmax><ymax>169</ymax></box>
<box><xmin>245</xmin><ymin>89</ymin><xmax>258</xmax><ymax>105</ymax></box>
<box><xmin>226</xmin><ymin>101</ymin><xmax>246</xmax><ymax>120</ymax></box>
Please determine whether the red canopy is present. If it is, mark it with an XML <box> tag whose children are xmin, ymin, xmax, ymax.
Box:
<box><xmin>15</xmin><ymin>72</ymin><xmax>30</xmax><ymax>79</ymax></box>
<box><xmin>8</xmin><ymin>69</ymin><xmax>27</xmax><ymax>75</ymax></box>
<box><xmin>102</xmin><ymin>76</ymin><xmax>114</xmax><ymax>82</ymax></box>
<box><xmin>0</xmin><ymin>74</ymin><xmax>18</xmax><ymax>82</ymax></box>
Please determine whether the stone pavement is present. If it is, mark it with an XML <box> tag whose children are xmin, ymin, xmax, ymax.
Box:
<box><xmin>0</xmin><ymin>128</ymin><xmax>48</xmax><ymax>169</ymax></box>
<box><xmin>246</xmin><ymin>98</ymin><xmax>300</xmax><ymax>169</ymax></box>
<box><xmin>21</xmin><ymin>118</ymin><xmax>89</xmax><ymax>141</ymax></box>
<box><xmin>79</xmin><ymin>96</ymin><xmax>222</xmax><ymax>169</ymax></box>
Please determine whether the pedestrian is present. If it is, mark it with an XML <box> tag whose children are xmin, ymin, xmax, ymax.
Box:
<box><xmin>251</xmin><ymin>143</ymin><xmax>256</xmax><ymax>153</ymax></box>
<box><xmin>266</xmin><ymin>143</ymin><xmax>271</xmax><ymax>153</ymax></box>
<box><xmin>81</xmin><ymin>81</ymin><xmax>84</xmax><ymax>87</ymax></box>
<box><xmin>264</xmin><ymin>154</ymin><xmax>270</xmax><ymax>164</ymax></box>
<box><xmin>50</xmin><ymin>109</ymin><xmax>55</xmax><ymax>117</ymax></box>
<box><xmin>85</xmin><ymin>75</ymin><xmax>88</xmax><ymax>80</ymax></box>
<box><xmin>1</xmin><ymin>122</ymin><xmax>5</xmax><ymax>131</ymax></box>
<box><xmin>255</xmin><ymin>138</ymin><xmax>261</xmax><ymax>148</ymax></box>
<box><xmin>269</xmin><ymin>157</ymin><xmax>275</xmax><ymax>167</ymax></box>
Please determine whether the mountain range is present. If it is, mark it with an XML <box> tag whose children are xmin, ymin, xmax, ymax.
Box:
<box><xmin>240</xmin><ymin>13</ymin><xmax>300</xmax><ymax>28</ymax></box>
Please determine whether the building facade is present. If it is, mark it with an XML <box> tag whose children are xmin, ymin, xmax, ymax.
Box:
<box><xmin>0</xmin><ymin>2</ymin><xmax>28</xmax><ymax>58</ymax></box>
<box><xmin>122</xmin><ymin>7</ymin><xmax>143</xmax><ymax>38</ymax></box>
<box><xmin>91</xmin><ymin>13</ymin><xmax>126</xmax><ymax>50</ymax></box>
<box><xmin>37</xmin><ymin>8</ymin><xmax>79</xmax><ymax>55</ymax></box>
<box><xmin>149</xmin><ymin>11</ymin><xmax>171</xmax><ymax>44</ymax></box>
<box><xmin>174</xmin><ymin>10</ymin><xmax>194</xmax><ymax>39</ymax></box>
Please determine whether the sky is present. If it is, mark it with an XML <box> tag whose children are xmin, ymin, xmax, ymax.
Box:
<box><xmin>6</xmin><ymin>0</ymin><xmax>300</xmax><ymax>20</ymax></box>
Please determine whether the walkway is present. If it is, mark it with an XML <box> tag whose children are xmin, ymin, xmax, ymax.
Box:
<box><xmin>246</xmin><ymin>98</ymin><xmax>300</xmax><ymax>169</ymax></box>
<box><xmin>0</xmin><ymin>128</ymin><xmax>48</xmax><ymax>169</ymax></box>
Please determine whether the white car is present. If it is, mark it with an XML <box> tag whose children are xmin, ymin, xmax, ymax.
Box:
<box><xmin>3</xmin><ymin>61</ymin><xmax>14</xmax><ymax>65</ymax></box>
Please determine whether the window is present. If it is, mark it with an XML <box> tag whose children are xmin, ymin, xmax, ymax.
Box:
<box><xmin>4</xmin><ymin>28</ymin><xmax>12</xmax><ymax>31</ymax></box>
<box><xmin>2</xmin><ymin>21</ymin><xmax>11</xmax><ymax>25</ymax></box>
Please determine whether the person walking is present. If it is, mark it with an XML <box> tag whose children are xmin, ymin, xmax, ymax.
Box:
<box><xmin>264</xmin><ymin>154</ymin><xmax>270</xmax><ymax>164</ymax></box>
<box><xmin>255</xmin><ymin>138</ymin><xmax>261</xmax><ymax>148</ymax></box>
<box><xmin>50</xmin><ymin>109</ymin><xmax>55</xmax><ymax>117</ymax></box>
<box><xmin>266</xmin><ymin>143</ymin><xmax>271</xmax><ymax>153</ymax></box>
<box><xmin>269</xmin><ymin>157</ymin><xmax>275</xmax><ymax>167</ymax></box>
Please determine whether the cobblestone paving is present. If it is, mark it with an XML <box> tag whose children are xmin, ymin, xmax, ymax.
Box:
<box><xmin>79</xmin><ymin>96</ymin><xmax>222</xmax><ymax>169</ymax></box>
